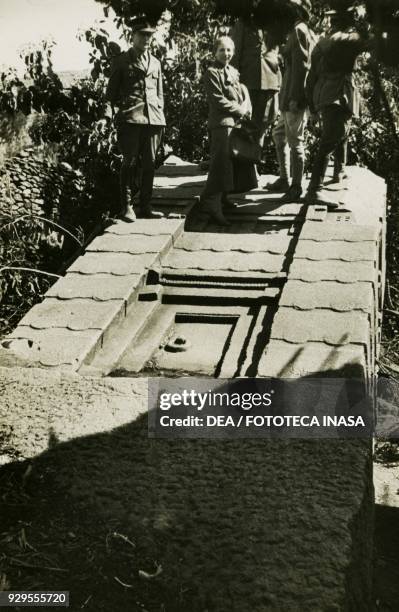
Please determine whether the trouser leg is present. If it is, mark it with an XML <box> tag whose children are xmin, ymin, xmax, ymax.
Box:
<box><xmin>333</xmin><ymin>137</ymin><xmax>348</xmax><ymax>178</ymax></box>
<box><xmin>139</xmin><ymin>126</ymin><xmax>163</xmax><ymax>209</ymax></box>
<box><xmin>308</xmin><ymin>106</ymin><xmax>350</xmax><ymax>193</ymax></box>
<box><xmin>117</xmin><ymin>124</ymin><xmax>140</xmax><ymax>211</ymax></box>
<box><xmin>285</xmin><ymin>109</ymin><xmax>307</xmax><ymax>188</ymax></box>
<box><xmin>249</xmin><ymin>89</ymin><xmax>277</xmax><ymax>148</ymax></box>
<box><xmin>272</xmin><ymin>114</ymin><xmax>289</xmax><ymax>181</ymax></box>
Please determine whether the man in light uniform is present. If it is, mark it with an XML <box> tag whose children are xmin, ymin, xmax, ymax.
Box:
<box><xmin>266</xmin><ymin>0</ymin><xmax>316</xmax><ymax>203</ymax></box>
<box><xmin>305</xmin><ymin>6</ymin><xmax>365</xmax><ymax>207</ymax></box>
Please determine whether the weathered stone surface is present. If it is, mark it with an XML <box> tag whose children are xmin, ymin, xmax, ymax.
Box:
<box><xmin>271</xmin><ymin>307</ymin><xmax>370</xmax><ymax>345</ymax></box>
<box><xmin>342</xmin><ymin>166</ymin><xmax>387</xmax><ymax>226</ymax></box>
<box><xmin>153</xmin><ymin>174</ymin><xmax>205</xmax><ymax>189</ymax></box>
<box><xmin>289</xmin><ymin>259</ymin><xmax>376</xmax><ymax>283</ymax></box>
<box><xmin>161</xmin><ymin>268</ymin><xmax>287</xmax><ymax>280</ymax></box>
<box><xmin>163</xmin><ymin>250</ymin><xmax>286</xmax><ymax>273</ymax></box>
<box><xmin>46</xmin><ymin>273</ymin><xmax>144</xmax><ymax>301</ymax></box>
<box><xmin>295</xmin><ymin>240</ymin><xmax>375</xmax><ymax>261</ymax></box>
<box><xmin>0</xmin><ymin>367</ymin><xmax>374</xmax><ymax>610</ymax></box>
<box><xmin>305</xmin><ymin>205</ymin><xmax>327</xmax><ymax>222</ymax></box>
<box><xmin>1</xmin><ymin>328</ymin><xmax>102</xmax><ymax>368</ymax></box>
<box><xmin>175</xmin><ymin>232</ymin><xmax>291</xmax><ymax>254</ymax></box>
<box><xmin>69</xmin><ymin>252</ymin><xmax>159</xmax><ymax>275</ymax></box>
<box><xmin>280</xmin><ymin>280</ymin><xmax>374</xmax><ymax>312</ymax></box>
<box><xmin>18</xmin><ymin>298</ymin><xmax>124</xmax><ymax>331</ymax></box>
<box><xmin>257</xmin><ymin>339</ymin><xmax>367</xmax><ymax>377</ymax></box>
<box><xmin>104</xmin><ymin>218</ymin><xmax>184</xmax><ymax>239</ymax></box>
<box><xmin>87</xmin><ymin>233</ymin><xmax>172</xmax><ymax>255</ymax></box>
<box><xmin>0</xmin><ymin>368</ymin><xmax>147</xmax><ymax>457</ymax></box>
<box><xmin>225</xmin><ymin>200</ymin><xmax>305</xmax><ymax>217</ymax></box>
<box><xmin>300</xmin><ymin>221</ymin><xmax>379</xmax><ymax>242</ymax></box>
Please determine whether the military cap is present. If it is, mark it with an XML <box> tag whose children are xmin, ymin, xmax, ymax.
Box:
<box><xmin>129</xmin><ymin>16</ymin><xmax>156</xmax><ymax>33</ymax></box>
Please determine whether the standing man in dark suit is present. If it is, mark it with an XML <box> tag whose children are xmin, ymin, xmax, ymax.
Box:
<box><xmin>305</xmin><ymin>6</ymin><xmax>365</xmax><ymax>207</ymax></box>
<box><xmin>266</xmin><ymin>0</ymin><xmax>315</xmax><ymax>202</ymax></box>
<box><xmin>231</xmin><ymin>18</ymin><xmax>281</xmax><ymax>148</ymax></box>
<box><xmin>106</xmin><ymin>17</ymin><xmax>165</xmax><ymax>222</ymax></box>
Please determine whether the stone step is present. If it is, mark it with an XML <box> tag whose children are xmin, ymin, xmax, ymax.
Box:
<box><xmin>175</xmin><ymin>232</ymin><xmax>292</xmax><ymax>254</ymax></box>
<box><xmin>115</xmin><ymin>306</ymin><xmax>176</xmax><ymax>374</ymax></box>
<box><xmin>162</xmin><ymin>250</ymin><xmax>288</xmax><ymax>274</ymax></box>
<box><xmin>79</xmin><ymin>300</ymin><xmax>160</xmax><ymax>377</ymax></box>
<box><xmin>162</xmin><ymin>285</ymin><xmax>280</xmax><ymax>302</ymax></box>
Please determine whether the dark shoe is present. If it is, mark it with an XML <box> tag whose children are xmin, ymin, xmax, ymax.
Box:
<box><xmin>304</xmin><ymin>189</ymin><xmax>340</xmax><ymax>209</ymax></box>
<box><xmin>137</xmin><ymin>207</ymin><xmax>164</xmax><ymax>219</ymax></box>
<box><xmin>264</xmin><ymin>177</ymin><xmax>290</xmax><ymax>192</ymax></box>
<box><xmin>332</xmin><ymin>171</ymin><xmax>348</xmax><ymax>182</ymax></box>
<box><xmin>280</xmin><ymin>185</ymin><xmax>302</xmax><ymax>203</ymax></box>
<box><xmin>119</xmin><ymin>204</ymin><xmax>136</xmax><ymax>223</ymax></box>
<box><xmin>330</xmin><ymin>171</ymin><xmax>348</xmax><ymax>188</ymax></box>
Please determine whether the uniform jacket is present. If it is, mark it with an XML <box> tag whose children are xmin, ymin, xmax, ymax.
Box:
<box><xmin>230</xmin><ymin>19</ymin><xmax>281</xmax><ymax>92</ymax></box>
<box><xmin>306</xmin><ymin>30</ymin><xmax>365</xmax><ymax>117</ymax></box>
<box><xmin>106</xmin><ymin>48</ymin><xmax>166</xmax><ymax>126</ymax></box>
<box><xmin>204</xmin><ymin>63</ymin><xmax>251</xmax><ymax>130</ymax></box>
<box><xmin>279</xmin><ymin>21</ymin><xmax>316</xmax><ymax>111</ymax></box>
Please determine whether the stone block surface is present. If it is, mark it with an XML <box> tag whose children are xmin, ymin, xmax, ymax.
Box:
<box><xmin>280</xmin><ymin>280</ymin><xmax>374</xmax><ymax>312</ymax></box>
<box><xmin>271</xmin><ymin>307</ymin><xmax>370</xmax><ymax>346</ymax></box>
<box><xmin>18</xmin><ymin>298</ymin><xmax>124</xmax><ymax>331</ymax></box>
<box><xmin>0</xmin><ymin>368</ymin><xmax>374</xmax><ymax>612</ymax></box>
<box><xmin>289</xmin><ymin>259</ymin><xmax>376</xmax><ymax>283</ymax></box>
<box><xmin>46</xmin><ymin>273</ymin><xmax>144</xmax><ymax>301</ymax></box>
<box><xmin>163</xmin><ymin>250</ymin><xmax>286</xmax><ymax>273</ymax></box>
<box><xmin>300</xmin><ymin>221</ymin><xmax>379</xmax><ymax>242</ymax></box>
<box><xmin>87</xmin><ymin>234</ymin><xmax>172</xmax><ymax>255</ymax></box>
<box><xmin>295</xmin><ymin>240</ymin><xmax>375</xmax><ymax>261</ymax></box>
<box><xmin>257</xmin><ymin>339</ymin><xmax>367</xmax><ymax>378</ymax></box>
<box><xmin>1</xmin><ymin>328</ymin><xmax>102</xmax><ymax>368</ymax></box>
<box><xmin>175</xmin><ymin>232</ymin><xmax>292</xmax><ymax>254</ymax></box>
<box><xmin>69</xmin><ymin>252</ymin><xmax>159</xmax><ymax>275</ymax></box>
<box><xmin>104</xmin><ymin>218</ymin><xmax>184</xmax><ymax>238</ymax></box>
<box><xmin>226</xmin><ymin>200</ymin><xmax>305</xmax><ymax>216</ymax></box>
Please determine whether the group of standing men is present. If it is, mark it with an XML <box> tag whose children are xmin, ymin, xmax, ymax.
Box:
<box><xmin>106</xmin><ymin>2</ymin><xmax>366</xmax><ymax>222</ymax></box>
<box><xmin>231</xmin><ymin>0</ymin><xmax>365</xmax><ymax>208</ymax></box>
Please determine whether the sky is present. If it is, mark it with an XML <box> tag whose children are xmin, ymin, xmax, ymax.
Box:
<box><xmin>0</xmin><ymin>0</ymin><xmax>122</xmax><ymax>73</ymax></box>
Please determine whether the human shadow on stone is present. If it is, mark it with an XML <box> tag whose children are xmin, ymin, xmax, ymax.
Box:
<box><xmin>0</xmin><ymin>369</ymin><xmax>375</xmax><ymax>612</ymax></box>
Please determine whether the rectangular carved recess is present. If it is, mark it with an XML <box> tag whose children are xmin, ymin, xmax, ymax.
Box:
<box><xmin>113</xmin><ymin>271</ymin><xmax>281</xmax><ymax>378</ymax></box>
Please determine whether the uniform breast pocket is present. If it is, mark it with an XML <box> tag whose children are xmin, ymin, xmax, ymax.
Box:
<box><xmin>146</xmin><ymin>73</ymin><xmax>158</xmax><ymax>90</ymax></box>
